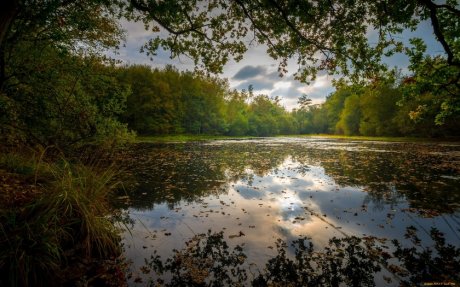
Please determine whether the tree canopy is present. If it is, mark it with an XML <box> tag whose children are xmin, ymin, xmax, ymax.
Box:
<box><xmin>126</xmin><ymin>0</ymin><xmax>459</xmax><ymax>80</ymax></box>
<box><xmin>2</xmin><ymin>0</ymin><xmax>458</xmax><ymax>80</ymax></box>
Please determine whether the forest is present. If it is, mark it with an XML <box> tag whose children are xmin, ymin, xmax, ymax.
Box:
<box><xmin>3</xmin><ymin>60</ymin><xmax>458</xmax><ymax>149</ymax></box>
<box><xmin>1</xmin><ymin>1</ymin><xmax>459</xmax><ymax>149</ymax></box>
<box><xmin>118</xmin><ymin>64</ymin><xmax>459</xmax><ymax>138</ymax></box>
<box><xmin>0</xmin><ymin>0</ymin><xmax>459</xmax><ymax>286</ymax></box>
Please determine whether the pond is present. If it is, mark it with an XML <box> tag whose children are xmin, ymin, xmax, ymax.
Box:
<box><xmin>114</xmin><ymin>137</ymin><xmax>460</xmax><ymax>286</ymax></box>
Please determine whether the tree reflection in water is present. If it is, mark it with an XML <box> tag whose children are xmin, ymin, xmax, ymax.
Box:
<box><xmin>117</xmin><ymin>141</ymin><xmax>460</xmax><ymax>214</ymax></box>
<box><xmin>141</xmin><ymin>227</ymin><xmax>459</xmax><ymax>287</ymax></box>
<box><xmin>115</xmin><ymin>140</ymin><xmax>460</xmax><ymax>286</ymax></box>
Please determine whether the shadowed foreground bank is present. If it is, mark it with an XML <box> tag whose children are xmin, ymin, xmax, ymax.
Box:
<box><xmin>0</xmin><ymin>149</ymin><xmax>126</xmax><ymax>286</ymax></box>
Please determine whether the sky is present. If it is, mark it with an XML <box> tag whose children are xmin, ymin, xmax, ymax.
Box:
<box><xmin>114</xmin><ymin>18</ymin><xmax>443</xmax><ymax>110</ymax></box>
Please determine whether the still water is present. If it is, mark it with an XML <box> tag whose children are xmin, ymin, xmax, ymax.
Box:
<box><xmin>115</xmin><ymin>137</ymin><xmax>460</xmax><ymax>285</ymax></box>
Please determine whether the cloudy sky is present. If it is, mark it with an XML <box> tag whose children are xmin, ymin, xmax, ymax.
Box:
<box><xmin>114</xmin><ymin>18</ymin><xmax>443</xmax><ymax>110</ymax></box>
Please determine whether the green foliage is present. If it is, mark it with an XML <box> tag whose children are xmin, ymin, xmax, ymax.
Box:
<box><xmin>227</xmin><ymin>113</ymin><xmax>249</xmax><ymax>136</ymax></box>
<box><xmin>1</xmin><ymin>0</ymin><xmax>458</xmax><ymax>146</ymax></box>
<box><xmin>359</xmin><ymin>84</ymin><xmax>400</xmax><ymax>136</ymax></box>
<box><xmin>310</xmin><ymin>105</ymin><xmax>329</xmax><ymax>134</ymax></box>
<box><xmin>0</xmin><ymin>0</ymin><xmax>132</xmax><ymax>149</ymax></box>
<box><xmin>296</xmin><ymin>72</ymin><xmax>458</xmax><ymax>138</ymax></box>
<box><xmin>118</xmin><ymin>65</ymin><xmax>177</xmax><ymax>134</ymax></box>
<box><xmin>0</xmin><ymin>152</ymin><xmax>38</xmax><ymax>176</ymax></box>
<box><xmin>117</xmin><ymin>66</ymin><xmax>301</xmax><ymax>137</ymax></box>
<box><xmin>324</xmin><ymin>82</ymin><xmax>354</xmax><ymax>133</ymax></box>
<box><xmin>180</xmin><ymin>72</ymin><xmax>228</xmax><ymax>135</ymax></box>
<box><xmin>225</xmin><ymin>90</ymin><xmax>250</xmax><ymax>136</ymax></box>
<box><xmin>44</xmin><ymin>160</ymin><xmax>121</xmax><ymax>257</ymax></box>
<box><xmin>0</xmin><ymin>1</ymin><xmax>123</xmax><ymax>54</ymax></box>
<box><xmin>116</xmin><ymin>1</ymin><xmax>458</xmax><ymax>131</ymax></box>
<box><xmin>128</xmin><ymin>1</ymin><xmax>459</xmax><ymax>84</ymax></box>
<box><xmin>336</xmin><ymin>94</ymin><xmax>362</xmax><ymax>136</ymax></box>
<box><xmin>248</xmin><ymin>95</ymin><xmax>284</xmax><ymax>136</ymax></box>
<box><xmin>118</xmin><ymin>65</ymin><xmax>229</xmax><ymax>135</ymax></box>
<box><xmin>124</xmin><ymin>0</ymin><xmax>459</xmax><ymax>126</ymax></box>
<box><xmin>0</xmin><ymin>3</ymin><xmax>131</xmax><ymax>279</ymax></box>
<box><xmin>2</xmin><ymin>0</ymin><xmax>457</xmax><ymax>146</ymax></box>
<box><xmin>0</xmin><ymin>44</ymin><xmax>133</xmax><ymax>148</ymax></box>
<box><xmin>400</xmin><ymin>55</ymin><xmax>460</xmax><ymax>131</ymax></box>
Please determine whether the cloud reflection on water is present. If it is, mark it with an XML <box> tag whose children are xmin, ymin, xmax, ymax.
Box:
<box><xmin>118</xmin><ymin>139</ymin><xmax>460</xmax><ymax>285</ymax></box>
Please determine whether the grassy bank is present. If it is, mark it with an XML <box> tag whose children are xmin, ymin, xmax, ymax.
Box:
<box><xmin>136</xmin><ymin>134</ymin><xmax>460</xmax><ymax>143</ymax></box>
<box><xmin>136</xmin><ymin>134</ymin><xmax>254</xmax><ymax>143</ymax></box>
<box><xmin>284</xmin><ymin>134</ymin><xmax>429</xmax><ymax>142</ymax></box>
<box><xmin>286</xmin><ymin>134</ymin><xmax>460</xmax><ymax>142</ymax></box>
<box><xmin>0</xmin><ymin>150</ymin><xmax>124</xmax><ymax>286</ymax></box>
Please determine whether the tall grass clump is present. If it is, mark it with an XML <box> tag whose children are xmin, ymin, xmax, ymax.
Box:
<box><xmin>0</xmin><ymin>151</ymin><xmax>122</xmax><ymax>287</ymax></box>
<box><xmin>44</xmin><ymin>160</ymin><xmax>121</xmax><ymax>257</ymax></box>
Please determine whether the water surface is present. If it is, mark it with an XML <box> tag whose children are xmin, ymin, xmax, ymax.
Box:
<box><xmin>115</xmin><ymin>137</ymin><xmax>460</xmax><ymax>285</ymax></box>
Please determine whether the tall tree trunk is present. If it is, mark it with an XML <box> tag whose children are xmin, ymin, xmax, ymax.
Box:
<box><xmin>0</xmin><ymin>0</ymin><xmax>19</xmax><ymax>50</ymax></box>
<box><xmin>0</xmin><ymin>0</ymin><xmax>19</xmax><ymax>89</ymax></box>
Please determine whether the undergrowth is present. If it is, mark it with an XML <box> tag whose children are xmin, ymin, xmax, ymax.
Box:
<box><xmin>0</xmin><ymin>149</ymin><xmax>122</xmax><ymax>286</ymax></box>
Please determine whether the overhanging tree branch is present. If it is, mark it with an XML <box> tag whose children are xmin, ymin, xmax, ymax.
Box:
<box><xmin>233</xmin><ymin>0</ymin><xmax>280</xmax><ymax>54</ymax></box>
<box><xmin>432</xmin><ymin>2</ymin><xmax>460</xmax><ymax>17</ymax></box>
<box><xmin>266</xmin><ymin>0</ymin><xmax>330</xmax><ymax>54</ymax></box>
<box><xmin>419</xmin><ymin>0</ymin><xmax>459</xmax><ymax>67</ymax></box>
<box><xmin>130</xmin><ymin>0</ymin><xmax>202</xmax><ymax>37</ymax></box>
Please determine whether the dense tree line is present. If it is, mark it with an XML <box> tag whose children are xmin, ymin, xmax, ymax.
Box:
<box><xmin>2</xmin><ymin>56</ymin><xmax>458</xmax><ymax>147</ymax></box>
<box><xmin>295</xmin><ymin>70</ymin><xmax>459</xmax><ymax>137</ymax></box>
<box><xmin>117</xmin><ymin>65</ymin><xmax>297</xmax><ymax>137</ymax></box>
<box><xmin>116</xmin><ymin>64</ymin><xmax>457</xmax><ymax>138</ymax></box>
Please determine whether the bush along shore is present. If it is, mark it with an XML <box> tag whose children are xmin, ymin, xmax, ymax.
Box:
<box><xmin>0</xmin><ymin>147</ymin><xmax>128</xmax><ymax>287</ymax></box>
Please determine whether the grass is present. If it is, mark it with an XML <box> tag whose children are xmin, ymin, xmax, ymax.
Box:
<box><xmin>0</xmin><ymin>152</ymin><xmax>40</xmax><ymax>176</ymax></box>
<box><xmin>44</xmin><ymin>160</ymin><xmax>121</xmax><ymax>257</ymax></box>
<box><xmin>283</xmin><ymin>134</ymin><xmax>460</xmax><ymax>142</ymax></box>
<box><xmin>0</xmin><ymin>150</ymin><xmax>121</xmax><ymax>286</ymax></box>
<box><xmin>282</xmin><ymin>134</ymin><xmax>428</xmax><ymax>142</ymax></box>
<box><xmin>135</xmin><ymin>133</ymin><xmax>459</xmax><ymax>143</ymax></box>
<box><xmin>136</xmin><ymin>134</ymin><xmax>254</xmax><ymax>143</ymax></box>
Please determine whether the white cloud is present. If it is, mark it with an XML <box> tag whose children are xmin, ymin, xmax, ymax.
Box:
<box><xmin>120</xmin><ymin>19</ymin><xmax>153</xmax><ymax>42</ymax></box>
<box><xmin>273</xmin><ymin>81</ymin><xmax>292</xmax><ymax>90</ymax></box>
<box><xmin>298</xmin><ymin>74</ymin><xmax>332</xmax><ymax>94</ymax></box>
